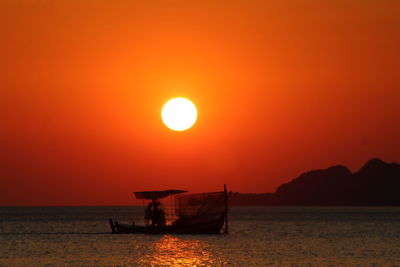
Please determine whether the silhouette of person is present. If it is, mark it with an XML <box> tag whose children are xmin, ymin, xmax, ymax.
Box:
<box><xmin>158</xmin><ymin>207</ymin><xmax>166</xmax><ymax>227</ymax></box>
<box><xmin>144</xmin><ymin>202</ymin><xmax>152</xmax><ymax>226</ymax></box>
<box><xmin>151</xmin><ymin>200</ymin><xmax>159</xmax><ymax>227</ymax></box>
<box><xmin>151</xmin><ymin>200</ymin><xmax>166</xmax><ymax>227</ymax></box>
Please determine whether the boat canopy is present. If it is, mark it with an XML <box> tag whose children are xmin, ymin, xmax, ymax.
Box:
<box><xmin>133</xmin><ymin>190</ymin><xmax>187</xmax><ymax>200</ymax></box>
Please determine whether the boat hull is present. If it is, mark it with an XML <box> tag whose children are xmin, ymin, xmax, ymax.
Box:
<box><xmin>109</xmin><ymin>215</ymin><xmax>225</xmax><ymax>234</ymax></box>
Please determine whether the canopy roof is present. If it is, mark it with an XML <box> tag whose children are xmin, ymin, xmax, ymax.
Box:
<box><xmin>133</xmin><ymin>190</ymin><xmax>187</xmax><ymax>200</ymax></box>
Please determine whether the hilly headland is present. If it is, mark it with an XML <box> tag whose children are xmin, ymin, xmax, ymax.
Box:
<box><xmin>230</xmin><ymin>158</ymin><xmax>400</xmax><ymax>206</ymax></box>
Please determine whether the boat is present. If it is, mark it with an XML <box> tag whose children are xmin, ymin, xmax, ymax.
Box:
<box><xmin>109</xmin><ymin>185</ymin><xmax>229</xmax><ymax>234</ymax></box>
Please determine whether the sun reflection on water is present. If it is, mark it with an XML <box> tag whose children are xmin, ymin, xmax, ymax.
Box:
<box><xmin>139</xmin><ymin>235</ymin><xmax>223</xmax><ymax>266</ymax></box>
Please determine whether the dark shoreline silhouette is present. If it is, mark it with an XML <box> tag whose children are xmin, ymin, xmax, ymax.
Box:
<box><xmin>230</xmin><ymin>158</ymin><xmax>400</xmax><ymax>206</ymax></box>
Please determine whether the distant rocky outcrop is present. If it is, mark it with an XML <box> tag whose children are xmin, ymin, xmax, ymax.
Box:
<box><xmin>230</xmin><ymin>158</ymin><xmax>400</xmax><ymax>206</ymax></box>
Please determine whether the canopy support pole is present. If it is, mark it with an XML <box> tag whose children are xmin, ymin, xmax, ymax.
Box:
<box><xmin>224</xmin><ymin>184</ymin><xmax>229</xmax><ymax>234</ymax></box>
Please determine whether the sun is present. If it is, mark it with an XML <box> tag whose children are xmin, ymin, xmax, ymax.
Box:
<box><xmin>161</xmin><ymin>97</ymin><xmax>198</xmax><ymax>131</ymax></box>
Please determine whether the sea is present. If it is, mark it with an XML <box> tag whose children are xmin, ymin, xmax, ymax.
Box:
<box><xmin>1</xmin><ymin>206</ymin><xmax>400</xmax><ymax>266</ymax></box>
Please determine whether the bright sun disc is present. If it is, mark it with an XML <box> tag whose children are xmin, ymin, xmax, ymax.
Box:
<box><xmin>161</xmin><ymin>97</ymin><xmax>197</xmax><ymax>131</ymax></box>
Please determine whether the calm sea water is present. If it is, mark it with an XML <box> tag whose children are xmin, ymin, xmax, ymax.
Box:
<box><xmin>1</xmin><ymin>206</ymin><xmax>400</xmax><ymax>266</ymax></box>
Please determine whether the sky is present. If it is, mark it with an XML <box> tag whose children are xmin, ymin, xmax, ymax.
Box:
<box><xmin>1</xmin><ymin>0</ymin><xmax>400</xmax><ymax>205</ymax></box>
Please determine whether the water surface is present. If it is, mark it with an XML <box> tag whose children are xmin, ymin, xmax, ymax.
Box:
<box><xmin>1</xmin><ymin>206</ymin><xmax>400</xmax><ymax>266</ymax></box>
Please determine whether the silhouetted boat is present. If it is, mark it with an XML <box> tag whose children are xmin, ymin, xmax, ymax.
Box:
<box><xmin>109</xmin><ymin>185</ymin><xmax>229</xmax><ymax>234</ymax></box>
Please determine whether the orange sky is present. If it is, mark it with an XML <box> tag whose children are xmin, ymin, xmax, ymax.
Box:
<box><xmin>1</xmin><ymin>0</ymin><xmax>400</xmax><ymax>205</ymax></box>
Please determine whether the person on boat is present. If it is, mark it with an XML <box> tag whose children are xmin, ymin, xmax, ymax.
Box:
<box><xmin>151</xmin><ymin>201</ymin><xmax>166</xmax><ymax>227</ymax></box>
<box><xmin>150</xmin><ymin>201</ymin><xmax>156</xmax><ymax>227</ymax></box>
<box><xmin>144</xmin><ymin>202</ymin><xmax>152</xmax><ymax>226</ymax></box>
<box><xmin>158</xmin><ymin>206</ymin><xmax>166</xmax><ymax>227</ymax></box>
